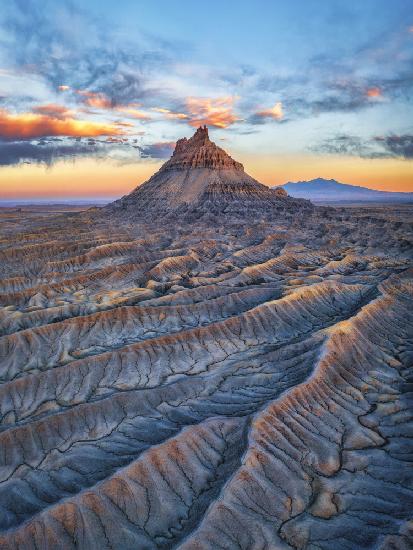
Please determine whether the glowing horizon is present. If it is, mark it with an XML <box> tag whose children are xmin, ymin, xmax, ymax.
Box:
<box><xmin>1</xmin><ymin>146</ymin><xmax>412</xmax><ymax>202</ymax></box>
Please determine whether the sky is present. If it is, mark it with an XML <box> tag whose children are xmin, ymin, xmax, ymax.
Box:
<box><xmin>0</xmin><ymin>0</ymin><xmax>412</xmax><ymax>201</ymax></box>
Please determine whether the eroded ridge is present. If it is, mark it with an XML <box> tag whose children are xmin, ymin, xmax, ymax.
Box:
<box><xmin>0</xmin><ymin>203</ymin><xmax>412</xmax><ymax>549</ymax></box>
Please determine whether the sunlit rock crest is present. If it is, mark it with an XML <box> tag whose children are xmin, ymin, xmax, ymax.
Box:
<box><xmin>162</xmin><ymin>126</ymin><xmax>244</xmax><ymax>171</ymax></box>
<box><xmin>106</xmin><ymin>126</ymin><xmax>312</xmax><ymax>220</ymax></box>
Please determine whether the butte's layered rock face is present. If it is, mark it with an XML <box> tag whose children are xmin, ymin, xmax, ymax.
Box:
<box><xmin>106</xmin><ymin>126</ymin><xmax>312</xmax><ymax>220</ymax></box>
<box><xmin>0</xmin><ymin>128</ymin><xmax>412</xmax><ymax>549</ymax></box>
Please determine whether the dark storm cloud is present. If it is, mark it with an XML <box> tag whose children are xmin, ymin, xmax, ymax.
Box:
<box><xmin>0</xmin><ymin>135</ymin><xmax>177</xmax><ymax>166</ymax></box>
<box><xmin>374</xmin><ymin>135</ymin><xmax>413</xmax><ymax>159</ymax></box>
<box><xmin>247</xmin><ymin>114</ymin><xmax>289</xmax><ymax>126</ymax></box>
<box><xmin>0</xmin><ymin>137</ymin><xmax>141</xmax><ymax>166</ymax></box>
<box><xmin>247</xmin><ymin>33</ymin><xmax>413</xmax><ymax>125</ymax></box>
<box><xmin>242</xmin><ymin>81</ymin><xmax>379</xmax><ymax>127</ymax></box>
<box><xmin>297</xmin><ymin>93</ymin><xmax>371</xmax><ymax>115</ymax></box>
<box><xmin>0</xmin><ymin>0</ymin><xmax>177</xmax><ymax>106</ymax></box>
<box><xmin>318</xmin><ymin>72</ymin><xmax>413</xmax><ymax>109</ymax></box>
<box><xmin>312</xmin><ymin>135</ymin><xmax>376</xmax><ymax>157</ymax></box>
<box><xmin>243</xmin><ymin>68</ymin><xmax>412</xmax><ymax>126</ymax></box>
<box><xmin>138</xmin><ymin>142</ymin><xmax>175</xmax><ymax>159</ymax></box>
<box><xmin>0</xmin><ymin>139</ymin><xmax>103</xmax><ymax>166</ymax></box>
<box><xmin>95</xmin><ymin>72</ymin><xmax>150</xmax><ymax>107</ymax></box>
<box><xmin>312</xmin><ymin>133</ymin><xmax>413</xmax><ymax>160</ymax></box>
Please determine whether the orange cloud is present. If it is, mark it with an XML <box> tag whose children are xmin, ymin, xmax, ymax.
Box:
<box><xmin>152</xmin><ymin>107</ymin><xmax>189</xmax><ymax>120</ymax></box>
<box><xmin>366</xmin><ymin>87</ymin><xmax>382</xmax><ymax>98</ymax></box>
<box><xmin>174</xmin><ymin>113</ymin><xmax>190</xmax><ymax>120</ymax></box>
<box><xmin>76</xmin><ymin>91</ymin><xmax>151</xmax><ymax>120</ymax></box>
<box><xmin>114</xmin><ymin>120</ymin><xmax>135</xmax><ymax>127</ymax></box>
<box><xmin>116</xmin><ymin>106</ymin><xmax>151</xmax><ymax>120</ymax></box>
<box><xmin>0</xmin><ymin>108</ymin><xmax>125</xmax><ymax>139</ymax></box>
<box><xmin>255</xmin><ymin>102</ymin><xmax>284</xmax><ymax>120</ymax></box>
<box><xmin>184</xmin><ymin>96</ymin><xmax>239</xmax><ymax>128</ymax></box>
<box><xmin>32</xmin><ymin>103</ymin><xmax>74</xmax><ymax>119</ymax></box>
<box><xmin>77</xmin><ymin>90</ymin><xmax>113</xmax><ymax>109</ymax></box>
<box><xmin>152</xmin><ymin>99</ymin><xmax>238</xmax><ymax>127</ymax></box>
<box><xmin>58</xmin><ymin>85</ymin><xmax>70</xmax><ymax>92</ymax></box>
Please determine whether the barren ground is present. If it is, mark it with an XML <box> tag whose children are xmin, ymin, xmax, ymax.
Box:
<box><xmin>0</xmin><ymin>204</ymin><xmax>412</xmax><ymax>549</ymax></box>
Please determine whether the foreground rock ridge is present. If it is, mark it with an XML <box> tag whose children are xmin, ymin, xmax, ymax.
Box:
<box><xmin>0</xmin><ymin>168</ymin><xmax>412</xmax><ymax>547</ymax></box>
<box><xmin>106</xmin><ymin>126</ymin><xmax>311</xmax><ymax>220</ymax></box>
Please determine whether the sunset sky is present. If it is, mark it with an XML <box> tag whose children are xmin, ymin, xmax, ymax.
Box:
<box><xmin>0</xmin><ymin>0</ymin><xmax>412</xmax><ymax>201</ymax></box>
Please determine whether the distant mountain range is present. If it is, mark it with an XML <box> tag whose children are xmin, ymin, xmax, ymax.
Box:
<box><xmin>277</xmin><ymin>178</ymin><xmax>413</xmax><ymax>203</ymax></box>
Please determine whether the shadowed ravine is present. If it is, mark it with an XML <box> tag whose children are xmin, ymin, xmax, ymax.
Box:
<box><xmin>0</xmin><ymin>128</ymin><xmax>412</xmax><ymax>549</ymax></box>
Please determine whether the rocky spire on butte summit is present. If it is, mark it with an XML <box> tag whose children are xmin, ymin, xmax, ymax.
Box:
<box><xmin>162</xmin><ymin>126</ymin><xmax>244</xmax><ymax>171</ymax></box>
<box><xmin>106</xmin><ymin>126</ymin><xmax>312</xmax><ymax>221</ymax></box>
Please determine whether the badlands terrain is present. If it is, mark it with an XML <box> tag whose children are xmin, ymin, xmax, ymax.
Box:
<box><xmin>0</xmin><ymin>127</ymin><xmax>412</xmax><ymax>549</ymax></box>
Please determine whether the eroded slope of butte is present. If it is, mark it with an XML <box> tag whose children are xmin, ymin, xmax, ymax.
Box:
<box><xmin>0</xmin><ymin>203</ymin><xmax>412</xmax><ymax>549</ymax></box>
